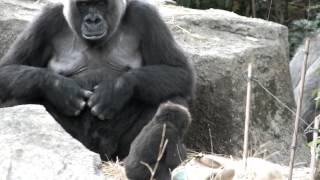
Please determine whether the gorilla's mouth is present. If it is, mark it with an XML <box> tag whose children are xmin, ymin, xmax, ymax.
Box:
<box><xmin>82</xmin><ymin>31</ymin><xmax>107</xmax><ymax>41</ymax></box>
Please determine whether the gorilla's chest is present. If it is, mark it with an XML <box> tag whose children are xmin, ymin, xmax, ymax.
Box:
<box><xmin>48</xmin><ymin>28</ymin><xmax>142</xmax><ymax>77</ymax></box>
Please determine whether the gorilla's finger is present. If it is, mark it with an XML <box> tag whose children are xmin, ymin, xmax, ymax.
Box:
<box><xmin>94</xmin><ymin>85</ymin><xmax>99</xmax><ymax>90</ymax></box>
<box><xmin>82</xmin><ymin>90</ymin><xmax>93</xmax><ymax>98</ymax></box>
<box><xmin>87</xmin><ymin>93</ymin><xmax>99</xmax><ymax>108</ymax></box>
<box><xmin>101</xmin><ymin>107</ymin><xmax>116</xmax><ymax>120</ymax></box>
<box><xmin>98</xmin><ymin>114</ymin><xmax>105</xmax><ymax>121</ymax></box>
<box><xmin>79</xmin><ymin>100</ymin><xmax>86</xmax><ymax>109</ymax></box>
<box><xmin>87</xmin><ymin>97</ymin><xmax>94</xmax><ymax>107</ymax></box>
<box><xmin>105</xmin><ymin>111</ymin><xmax>115</xmax><ymax>120</ymax></box>
<box><xmin>74</xmin><ymin>109</ymin><xmax>82</xmax><ymax>116</ymax></box>
<box><xmin>91</xmin><ymin>105</ymin><xmax>102</xmax><ymax>118</ymax></box>
<box><xmin>68</xmin><ymin>99</ymin><xmax>85</xmax><ymax>116</ymax></box>
<box><xmin>91</xmin><ymin>105</ymin><xmax>108</xmax><ymax>120</ymax></box>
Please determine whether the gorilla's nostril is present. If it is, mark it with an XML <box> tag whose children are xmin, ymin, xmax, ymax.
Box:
<box><xmin>94</xmin><ymin>18</ymin><xmax>101</xmax><ymax>24</ymax></box>
<box><xmin>85</xmin><ymin>16</ymin><xmax>102</xmax><ymax>25</ymax></box>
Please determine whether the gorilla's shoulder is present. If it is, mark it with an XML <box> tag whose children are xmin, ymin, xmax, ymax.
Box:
<box><xmin>40</xmin><ymin>3</ymin><xmax>64</xmax><ymax>18</ymax></box>
<box><xmin>124</xmin><ymin>0</ymin><xmax>163</xmax><ymax>30</ymax></box>
<box><xmin>28</xmin><ymin>3</ymin><xmax>66</xmax><ymax>36</ymax></box>
<box><xmin>125</xmin><ymin>0</ymin><xmax>160</xmax><ymax>19</ymax></box>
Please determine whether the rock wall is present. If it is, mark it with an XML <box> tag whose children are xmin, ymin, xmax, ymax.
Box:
<box><xmin>0</xmin><ymin>105</ymin><xmax>105</xmax><ymax>180</ymax></box>
<box><xmin>0</xmin><ymin>0</ymin><xmax>309</xmax><ymax>168</ymax></box>
<box><xmin>160</xmin><ymin>6</ymin><xmax>309</xmax><ymax>164</ymax></box>
<box><xmin>290</xmin><ymin>34</ymin><xmax>320</xmax><ymax>133</ymax></box>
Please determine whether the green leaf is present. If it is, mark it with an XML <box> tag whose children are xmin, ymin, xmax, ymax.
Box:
<box><xmin>308</xmin><ymin>137</ymin><xmax>320</xmax><ymax>147</ymax></box>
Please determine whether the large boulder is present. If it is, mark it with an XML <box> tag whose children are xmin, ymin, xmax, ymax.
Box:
<box><xmin>0</xmin><ymin>0</ymin><xmax>309</xmax><ymax>166</ymax></box>
<box><xmin>0</xmin><ymin>105</ymin><xmax>105</xmax><ymax>180</ymax></box>
<box><xmin>160</xmin><ymin>6</ymin><xmax>309</xmax><ymax>164</ymax></box>
<box><xmin>290</xmin><ymin>34</ymin><xmax>320</xmax><ymax>139</ymax></box>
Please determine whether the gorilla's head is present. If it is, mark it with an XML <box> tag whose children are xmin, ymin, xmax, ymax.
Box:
<box><xmin>63</xmin><ymin>0</ymin><xmax>127</xmax><ymax>44</ymax></box>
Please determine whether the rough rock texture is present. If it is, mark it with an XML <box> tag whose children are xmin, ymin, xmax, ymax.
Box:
<box><xmin>0</xmin><ymin>105</ymin><xmax>105</xmax><ymax>180</ymax></box>
<box><xmin>290</xmin><ymin>34</ymin><xmax>320</xmax><ymax>131</ymax></box>
<box><xmin>0</xmin><ymin>0</ymin><xmax>309</xmax><ymax>166</ymax></box>
<box><xmin>290</xmin><ymin>34</ymin><xmax>320</xmax><ymax>178</ymax></box>
<box><xmin>160</xmin><ymin>6</ymin><xmax>309</xmax><ymax>164</ymax></box>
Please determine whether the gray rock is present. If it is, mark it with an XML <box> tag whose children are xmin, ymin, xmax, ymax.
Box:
<box><xmin>290</xmin><ymin>34</ymin><xmax>320</xmax><ymax>139</ymax></box>
<box><xmin>0</xmin><ymin>0</ymin><xmax>309</xmax><ymax>166</ymax></box>
<box><xmin>0</xmin><ymin>105</ymin><xmax>105</xmax><ymax>180</ymax></box>
<box><xmin>161</xmin><ymin>6</ymin><xmax>309</xmax><ymax>164</ymax></box>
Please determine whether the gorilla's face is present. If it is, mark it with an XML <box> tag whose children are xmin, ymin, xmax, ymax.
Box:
<box><xmin>77</xmin><ymin>1</ymin><xmax>108</xmax><ymax>41</ymax></box>
<box><xmin>64</xmin><ymin>0</ymin><xmax>126</xmax><ymax>44</ymax></box>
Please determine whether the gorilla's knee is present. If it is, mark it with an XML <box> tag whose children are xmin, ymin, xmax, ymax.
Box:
<box><xmin>154</xmin><ymin>100</ymin><xmax>192</xmax><ymax>136</ymax></box>
<box><xmin>124</xmin><ymin>99</ymin><xmax>191</xmax><ymax>180</ymax></box>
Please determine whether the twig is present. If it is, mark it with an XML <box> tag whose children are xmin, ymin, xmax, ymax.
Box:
<box><xmin>141</xmin><ymin>124</ymin><xmax>169</xmax><ymax>180</ymax></box>
<box><xmin>140</xmin><ymin>162</ymin><xmax>154</xmax><ymax>176</ymax></box>
<box><xmin>267</xmin><ymin>0</ymin><xmax>273</xmax><ymax>20</ymax></box>
<box><xmin>288</xmin><ymin>38</ymin><xmax>310</xmax><ymax>180</ymax></box>
<box><xmin>209</xmin><ymin>128</ymin><xmax>214</xmax><ymax>180</ymax></box>
<box><xmin>243</xmin><ymin>63</ymin><xmax>253</xmax><ymax>171</ymax></box>
<box><xmin>310</xmin><ymin>115</ymin><xmax>319</xmax><ymax>180</ymax></box>
<box><xmin>251</xmin><ymin>0</ymin><xmax>256</xmax><ymax>18</ymax></box>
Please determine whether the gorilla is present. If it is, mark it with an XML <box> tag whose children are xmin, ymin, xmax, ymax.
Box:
<box><xmin>0</xmin><ymin>0</ymin><xmax>195</xmax><ymax>178</ymax></box>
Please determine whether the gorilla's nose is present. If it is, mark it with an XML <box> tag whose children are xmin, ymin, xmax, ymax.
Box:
<box><xmin>84</xmin><ymin>15</ymin><xmax>102</xmax><ymax>25</ymax></box>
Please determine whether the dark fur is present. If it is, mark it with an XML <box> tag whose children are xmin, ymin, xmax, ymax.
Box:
<box><xmin>0</xmin><ymin>0</ymin><xmax>195</xmax><ymax>178</ymax></box>
<box><xmin>125</xmin><ymin>99</ymin><xmax>190</xmax><ymax>180</ymax></box>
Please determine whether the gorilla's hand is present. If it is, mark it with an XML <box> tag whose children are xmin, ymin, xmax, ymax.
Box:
<box><xmin>88</xmin><ymin>76</ymin><xmax>134</xmax><ymax>120</ymax></box>
<box><xmin>43</xmin><ymin>75</ymin><xmax>92</xmax><ymax>116</ymax></box>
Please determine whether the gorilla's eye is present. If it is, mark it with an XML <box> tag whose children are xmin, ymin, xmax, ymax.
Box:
<box><xmin>77</xmin><ymin>1</ymin><xmax>90</xmax><ymax>7</ymax></box>
<box><xmin>79</xmin><ymin>1</ymin><xmax>88</xmax><ymax>5</ymax></box>
<box><xmin>97</xmin><ymin>1</ymin><xmax>107</xmax><ymax>6</ymax></box>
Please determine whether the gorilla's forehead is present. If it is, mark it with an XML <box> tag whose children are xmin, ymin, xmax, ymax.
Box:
<box><xmin>66</xmin><ymin>0</ymin><xmax>127</xmax><ymax>3</ymax></box>
<box><xmin>63</xmin><ymin>0</ymin><xmax>128</xmax><ymax>7</ymax></box>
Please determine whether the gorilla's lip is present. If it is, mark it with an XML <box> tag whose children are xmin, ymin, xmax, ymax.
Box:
<box><xmin>82</xmin><ymin>31</ymin><xmax>107</xmax><ymax>40</ymax></box>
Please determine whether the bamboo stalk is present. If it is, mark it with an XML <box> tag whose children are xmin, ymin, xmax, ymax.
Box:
<box><xmin>243</xmin><ymin>63</ymin><xmax>252</xmax><ymax>170</ymax></box>
<box><xmin>251</xmin><ymin>0</ymin><xmax>256</xmax><ymax>18</ymax></box>
<box><xmin>311</xmin><ymin>115</ymin><xmax>319</xmax><ymax>180</ymax></box>
<box><xmin>140</xmin><ymin>124</ymin><xmax>168</xmax><ymax>180</ymax></box>
<box><xmin>288</xmin><ymin>38</ymin><xmax>310</xmax><ymax>180</ymax></box>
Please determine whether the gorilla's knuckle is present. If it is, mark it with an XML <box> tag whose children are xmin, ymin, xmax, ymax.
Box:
<box><xmin>98</xmin><ymin>114</ymin><xmax>105</xmax><ymax>120</ymax></box>
<box><xmin>74</xmin><ymin>110</ymin><xmax>81</xmax><ymax>116</ymax></box>
<box><xmin>79</xmin><ymin>100</ymin><xmax>86</xmax><ymax>108</ymax></box>
<box><xmin>115</xmin><ymin>77</ymin><xmax>125</xmax><ymax>90</ymax></box>
<box><xmin>91</xmin><ymin>106</ymin><xmax>100</xmax><ymax>115</ymax></box>
<box><xmin>53</xmin><ymin>79</ymin><xmax>61</xmax><ymax>87</ymax></box>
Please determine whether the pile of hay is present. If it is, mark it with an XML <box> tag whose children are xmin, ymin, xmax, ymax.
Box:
<box><xmin>100</xmin><ymin>153</ymin><xmax>311</xmax><ymax>180</ymax></box>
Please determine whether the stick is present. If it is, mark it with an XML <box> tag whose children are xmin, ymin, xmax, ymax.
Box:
<box><xmin>311</xmin><ymin>115</ymin><xmax>319</xmax><ymax>180</ymax></box>
<box><xmin>243</xmin><ymin>63</ymin><xmax>253</xmax><ymax>170</ymax></box>
<box><xmin>267</xmin><ymin>0</ymin><xmax>273</xmax><ymax>20</ymax></box>
<box><xmin>141</xmin><ymin>124</ymin><xmax>168</xmax><ymax>180</ymax></box>
<box><xmin>288</xmin><ymin>38</ymin><xmax>310</xmax><ymax>180</ymax></box>
<box><xmin>251</xmin><ymin>0</ymin><xmax>256</xmax><ymax>18</ymax></box>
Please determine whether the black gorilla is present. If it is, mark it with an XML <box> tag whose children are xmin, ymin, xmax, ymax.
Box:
<box><xmin>0</xmin><ymin>0</ymin><xmax>195</xmax><ymax>179</ymax></box>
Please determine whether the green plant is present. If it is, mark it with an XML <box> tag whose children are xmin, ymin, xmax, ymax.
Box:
<box><xmin>289</xmin><ymin>13</ymin><xmax>320</xmax><ymax>57</ymax></box>
<box><xmin>176</xmin><ymin>0</ymin><xmax>233</xmax><ymax>10</ymax></box>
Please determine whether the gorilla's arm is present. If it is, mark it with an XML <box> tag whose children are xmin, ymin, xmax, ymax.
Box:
<box><xmin>0</xmin><ymin>4</ymin><xmax>63</xmax><ymax>101</ymax></box>
<box><xmin>1</xmin><ymin>4</ymin><xmax>66</xmax><ymax>66</ymax></box>
<box><xmin>124</xmin><ymin>1</ymin><xmax>195</xmax><ymax>104</ymax></box>
<box><xmin>0</xmin><ymin>4</ymin><xmax>90</xmax><ymax>116</ymax></box>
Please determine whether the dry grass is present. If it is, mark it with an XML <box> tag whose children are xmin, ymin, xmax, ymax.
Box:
<box><xmin>101</xmin><ymin>160</ymin><xmax>127</xmax><ymax>180</ymax></box>
<box><xmin>101</xmin><ymin>152</ymin><xmax>312</xmax><ymax>180</ymax></box>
